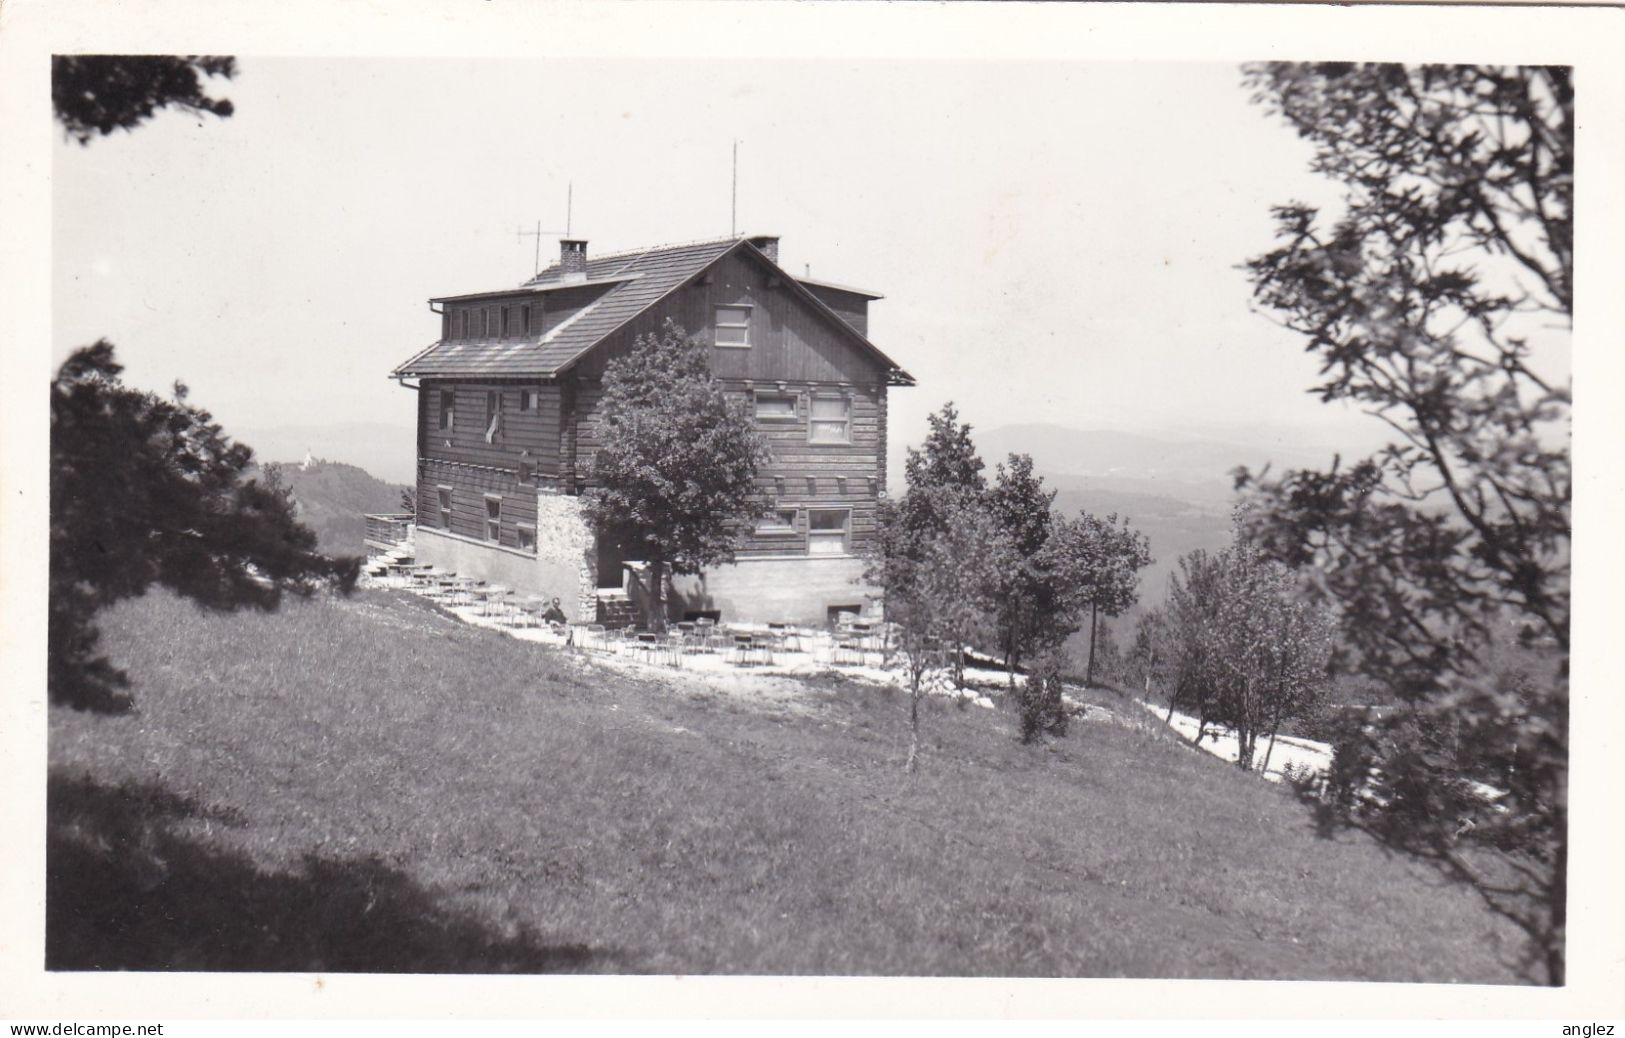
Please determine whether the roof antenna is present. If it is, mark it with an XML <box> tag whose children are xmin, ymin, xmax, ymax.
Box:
<box><xmin>517</xmin><ymin>182</ymin><xmax>574</xmax><ymax>277</ymax></box>
<box><xmin>731</xmin><ymin>139</ymin><xmax>738</xmax><ymax>237</ymax></box>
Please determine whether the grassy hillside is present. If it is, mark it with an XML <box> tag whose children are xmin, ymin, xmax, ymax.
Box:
<box><xmin>253</xmin><ymin>459</ymin><xmax>410</xmax><ymax>557</ymax></box>
<box><xmin>47</xmin><ymin>589</ymin><xmax>1528</xmax><ymax>979</ymax></box>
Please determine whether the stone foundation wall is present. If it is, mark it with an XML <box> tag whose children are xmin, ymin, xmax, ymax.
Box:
<box><xmin>534</xmin><ymin>494</ymin><xmax>598</xmax><ymax>622</ymax></box>
<box><xmin>670</xmin><ymin>556</ymin><xmax>880</xmax><ymax>626</ymax></box>
<box><xmin>416</xmin><ymin>527</ymin><xmax>542</xmax><ymax>595</ymax></box>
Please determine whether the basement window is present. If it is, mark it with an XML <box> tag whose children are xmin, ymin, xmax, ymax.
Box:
<box><xmin>516</xmin><ymin>523</ymin><xmax>536</xmax><ymax>552</ymax></box>
<box><xmin>807</xmin><ymin>508</ymin><xmax>850</xmax><ymax>555</ymax></box>
<box><xmin>714</xmin><ymin>305</ymin><xmax>751</xmax><ymax>348</ymax></box>
<box><xmin>484</xmin><ymin>495</ymin><xmax>502</xmax><ymax>543</ymax></box>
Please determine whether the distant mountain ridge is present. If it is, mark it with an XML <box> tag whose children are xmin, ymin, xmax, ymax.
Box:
<box><xmin>975</xmin><ymin>423</ymin><xmax>1346</xmax><ymax>507</ymax></box>
<box><xmin>966</xmin><ymin>423</ymin><xmax>1351</xmax><ymax>620</ymax></box>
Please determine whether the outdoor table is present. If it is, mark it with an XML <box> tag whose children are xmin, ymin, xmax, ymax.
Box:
<box><xmin>767</xmin><ymin>622</ymin><xmax>802</xmax><ymax>653</ymax></box>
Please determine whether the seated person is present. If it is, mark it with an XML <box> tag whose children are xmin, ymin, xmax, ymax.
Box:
<box><xmin>541</xmin><ymin>597</ymin><xmax>568</xmax><ymax>625</ymax></box>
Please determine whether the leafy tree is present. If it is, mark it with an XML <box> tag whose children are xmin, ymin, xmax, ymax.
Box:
<box><xmin>1238</xmin><ymin>62</ymin><xmax>1571</xmax><ymax>983</ymax></box>
<box><xmin>1208</xmin><ymin>538</ymin><xmax>1337</xmax><ymax>772</ymax></box>
<box><xmin>1127</xmin><ymin>609</ymin><xmax>1170</xmax><ymax>704</ymax></box>
<box><xmin>1047</xmin><ymin>512</ymin><xmax>1152</xmax><ymax>686</ymax></box>
<box><xmin>1159</xmin><ymin>550</ymin><xmax>1223</xmax><ymax>737</ymax></box>
<box><xmin>582</xmin><ymin>320</ymin><xmax>770</xmax><ymax>631</ymax></box>
<box><xmin>903</xmin><ymin>402</ymin><xmax>986</xmax><ymax>507</ymax></box>
<box><xmin>868</xmin><ymin>487</ymin><xmax>1007</xmax><ymax>770</ymax></box>
<box><xmin>984</xmin><ymin>454</ymin><xmax>1065</xmax><ymax>692</ymax></box>
<box><xmin>53</xmin><ymin>55</ymin><xmax>237</xmax><ymax>144</ymax></box>
<box><xmin>891</xmin><ymin>402</ymin><xmax>989</xmax><ymax>686</ymax></box>
<box><xmin>1018</xmin><ymin>651</ymin><xmax>1070</xmax><ymax>745</ymax></box>
<box><xmin>50</xmin><ymin>342</ymin><xmax>359</xmax><ymax>712</ymax></box>
<box><xmin>1155</xmin><ymin>532</ymin><xmax>1335</xmax><ymax>767</ymax></box>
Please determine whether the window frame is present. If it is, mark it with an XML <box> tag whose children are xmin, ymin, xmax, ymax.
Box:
<box><xmin>438</xmin><ymin>389</ymin><xmax>455</xmax><ymax>431</ymax></box>
<box><xmin>808</xmin><ymin>395</ymin><xmax>852</xmax><ymax>445</ymax></box>
<box><xmin>754</xmin><ymin>508</ymin><xmax>800</xmax><ymax>537</ymax></box>
<box><xmin>517</xmin><ymin>460</ymin><xmax>536</xmax><ymax>486</ymax></box>
<box><xmin>515</xmin><ymin>523</ymin><xmax>537</xmax><ymax>552</ymax></box>
<box><xmin>484</xmin><ymin>494</ymin><xmax>502</xmax><ymax>543</ymax></box>
<box><xmin>485</xmin><ymin>390</ymin><xmax>503</xmax><ymax>442</ymax></box>
<box><xmin>753</xmin><ymin>391</ymin><xmax>799</xmax><ymax>423</ymax></box>
<box><xmin>713</xmin><ymin>304</ymin><xmax>752</xmax><ymax>348</ymax></box>
<box><xmin>806</xmin><ymin>508</ymin><xmax>851</xmax><ymax>556</ymax></box>
<box><xmin>436</xmin><ymin>485</ymin><xmax>453</xmax><ymax>530</ymax></box>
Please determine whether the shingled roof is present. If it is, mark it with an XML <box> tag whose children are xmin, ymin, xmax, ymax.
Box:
<box><xmin>391</xmin><ymin>236</ymin><xmax>913</xmax><ymax>384</ymax></box>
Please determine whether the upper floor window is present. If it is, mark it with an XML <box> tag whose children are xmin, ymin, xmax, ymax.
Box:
<box><xmin>485</xmin><ymin>390</ymin><xmax>503</xmax><ymax>443</ymax></box>
<box><xmin>522</xmin><ymin>303</ymin><xmax>533</xmax><ymax>336</ymax></box>
<box><xmin>438</xmin><ymin>390</ymin><xmax>455</xmax><ymax>430</ymax></box>
<box><xmin>754</xmin><ymin>393</ymin><xmax>797</xmax><ymax>422</ymax></box>
<box><xmin>459</xmin><ymin>310</ymin><xmax>470</xmax><ymax>339</ymax></box>
<box><xmin>501</xmin><ymin>306</ymin><xmax>513</xmax><ymax>338</ymax></box>
<box><xmin>714</xmin><ymin>305</ymin><xmax>751</xmax><ymax>348</ymax></box>
<box><xmin>809</xmin><ymin>396</ymin><xmax>852</xmax><ymax>444</ymax></box>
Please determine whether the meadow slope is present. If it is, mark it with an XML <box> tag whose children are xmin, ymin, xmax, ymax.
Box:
<box><xmin>47</xmin><ymin>589</ymin><xmax>1529</xmax><ymax>980</ymax></box>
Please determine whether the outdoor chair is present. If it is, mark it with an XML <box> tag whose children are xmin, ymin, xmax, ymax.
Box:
<box><xmin>730</xmin><ymin>633</ymin><xmax>773</xmax><ymax>667</ymax></box>
<box><xmin>767</xmin><ymin>622</ymin><xmax>802</xmax><ymax>653</ymax></box>
<box><xmin>629</xmin><ymin>631</ymin><xmax>660</xmax><ymax>664</ymax></box>
<box><xmin>576</xmin><ymin>623</ymin><xmax>607</xmax><ymax>652</ymax></box>
<box><xmin>830</xmin><ymin>634</ymin><xmax>865</xmax><ymax>667</ymax></box>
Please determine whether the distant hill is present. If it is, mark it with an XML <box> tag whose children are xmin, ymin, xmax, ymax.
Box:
<box><xmin>252</xmin><ymin>459</ymin><xmax>411</xmax><ymax>558</ymax></box>
<box><xmin>976</xmin><ymin>424</ymin><xmax>1346</xmax><ymax>508</ymax></box>
<box><xmin>237</xmin><ymin>422</ymin><xmax>417</xmax><ymax>486</ymax></box>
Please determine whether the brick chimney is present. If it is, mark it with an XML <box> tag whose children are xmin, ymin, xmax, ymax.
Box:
<box><xmin>748</xmin><ymin>235</ymin><xmax>779</xmax><ymax>264</ymax></box>
<box><xmin>559</xmin><ymin>239</ymin><xmax>588</xmax><ymax>278</ymax></box>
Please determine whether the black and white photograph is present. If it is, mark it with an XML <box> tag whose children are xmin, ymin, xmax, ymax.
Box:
<box><xmin>4</xmin><ymin>0</ymin><xmax>1623</xmax><ymax>1026</ymax></box>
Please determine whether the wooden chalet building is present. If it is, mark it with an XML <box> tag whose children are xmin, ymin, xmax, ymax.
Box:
<box><xmin>390</xmin><ymin>235</ymin><xmax>914</xmax><ymax>625</ymax></box>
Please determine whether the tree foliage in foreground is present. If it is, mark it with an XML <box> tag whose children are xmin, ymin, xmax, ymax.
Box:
<box><xmin>1238</xmin><ymin>62</ymin><xmax>1571</xmax><ymax>983</ymax></box>
<box><xmin>50</xmin><ymin>342</ymin><xmax>359</xmax><ymax>712</ymax></box>
<box><xmin>53</xmin><ymin>55</ymin><xmax>237</xmax><ymax>144</ymax></box>
<box><xmin>583</xmin><ymin>320</ymin><xmax>771</xmax><ymax>631</ymax></box>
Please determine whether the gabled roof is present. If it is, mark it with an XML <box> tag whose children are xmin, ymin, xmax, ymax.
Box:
<box><xmin>391</xmin><ymin>236</ymin><xmax>914</xmax><ymax>385</ymax></box>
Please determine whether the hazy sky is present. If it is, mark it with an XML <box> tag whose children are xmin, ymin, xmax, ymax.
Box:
<box><xmin>51</xmin><ymin>56</ymin><xmax>1549</xmax><ymax>460</ymax></box>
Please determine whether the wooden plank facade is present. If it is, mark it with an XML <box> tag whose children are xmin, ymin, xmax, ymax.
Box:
<box><xmin>398</xmin><ymin>235</ymin><xmax>910</xmax><ymax>622</ymax></box>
